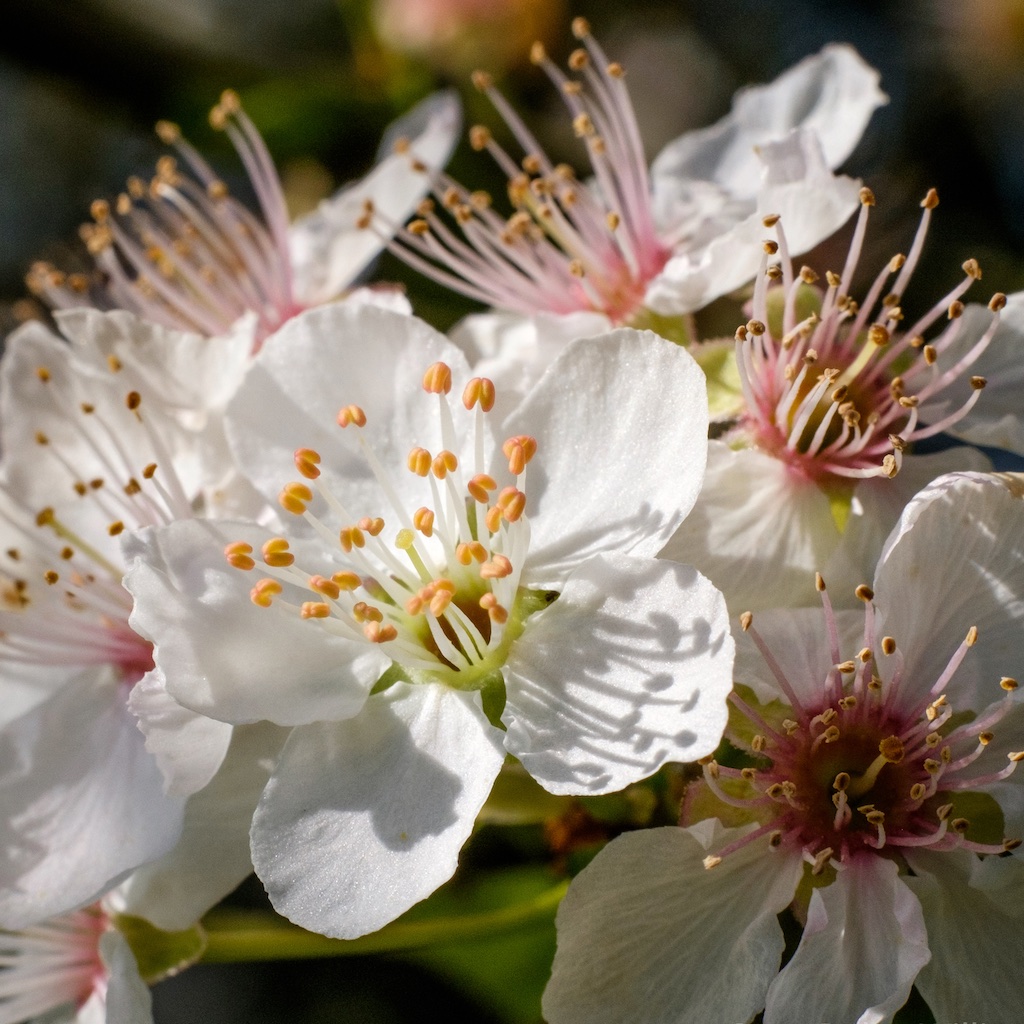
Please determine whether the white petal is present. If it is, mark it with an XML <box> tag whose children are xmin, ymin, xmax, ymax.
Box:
<box><xmin>54</xmin><ymin>307</ymin><xmax>255</xmax><ymax>413</ymax></box>
<box><xmin>113</xmin><ymin>722</ymin><xmax>287</xmax><ymax>931</ymax></box>
<box><xmin>660</xmin><ymin>440</ymin><xmax>840</xmax><ymax>613</ymax></box>
<box><xmin>450</xmin><ymin>310</ymin><xmax>613</xmax><ymax>420</ymax></box>
<box><xmin>290</xmin><ymin>91</ymin><xmax>461</xmax><ymax>305</ymax></box>
<box><xmin>543</xmin><ymin>821</ymin><xmax>804</xmax><ymax>1024</ymax></box>
<box><xmin>904</xmin><ymin>849</ymin><xmax>1024</xmax><ymax>1022</ymax></box>
<box><xmin>646</xmin><ymin>132</ymin><xmax>861</xmax><ymax>316</ymax></box>
<box><xmin>250</xmin><ymin>682</ymin><xmax>505</xmax><ymax>939</ymax></box>
<box><xmin>128</xmin><ymin>669</ymin><xmax>233</xmax><ymax>799</ymax></box>
<box><xmin>123</xmin><ymin>519</ymin><xmax>384</xmax><ymax>726</ymax></box>
<box><xmin>98</xmin><ymin>930</ymin><xmax>153</xmax><ymax>1024</ymax></box>
<box><xmin>650</xmin><ymin>44</ymin><xmax>885</xmax><ymax>201</ymax></box>
<box><xmin>765</xmin><ymin>856</ymin><xmax>929</xmax><ymax>1024</ymax></box>
<box><xmin>823</xmin><ymin>446</ymin><xmax>992</xmax><ymax>606</ymax></box>
<box><xmin>733</xmin><ymin>605</ymin><xmax>866</xmax><ymax>709</ymax></box>
<box><xmin>226</xmin><ymin>303</ymin><xmax>472</xmax><ymax>514</ymax></box>
<box><xmin>0</xmin><ymin>673</ymin><xmax>184</xmax><ymax>929</ymax></box>
<box><xmin>918</xmin><ymin>294</ymin><xmax>1024</xmax><ymax>454</ymax></box>
<box><xmin>873</xmin><ymin>471</ymin><xmax>1024</xmax><ymax>712</ymax></box>
<box><xmin>504</xmin><ymin>329</ymin><xmax>708</xmax><ymax>582</ymax></box>
<box><xmin>503</xmin><ymin>553</ymin><xmax>733</xmax><ymax>795</ymax></box>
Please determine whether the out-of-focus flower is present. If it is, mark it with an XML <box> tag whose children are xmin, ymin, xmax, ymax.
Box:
<box><xmin>0</xmin><ymin>903</ymin><xmax>152</xmax><ymax>1024</ymax></box>
<box><xmin>25</xmin><ymin>90</ymin><xmax>460</xmax><ymax>348</ymax></box>
<box><xmin>371</xmin><ymin>0</ymin><xmax>564</xmax><ymax>76</ymax></box>
<box><xmin>123</xmin><ymin>302</ymin><xmax>734</xmax><ymax>940</ymax></box>
<box><xmin>366</xmin><ymin>20</ymin><xmax>882</xmax><ymax>337</ymax></box>
<box><xmin>662</xmin><ymin>189</ymin><xmax>1002</xmax><ymax>612</ymax></box>
<box><xmin>543</xmin><ymin>471</ymin><xmax>1024</xmax><ymax>1024</ymax></box>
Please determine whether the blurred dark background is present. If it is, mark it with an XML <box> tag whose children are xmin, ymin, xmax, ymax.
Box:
<box><xmin>4</xmin><ymin>0</ymin><xmax>1021</xmax><ymax>1020</ymax></box>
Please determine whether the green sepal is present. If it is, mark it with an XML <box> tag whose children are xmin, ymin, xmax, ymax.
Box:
<box><xmin>826</xmin><ymin>482</ymin><xmax>855</xmax><ymax>533</ymax></box>
<box><xmin>945</xmin><ymin>789</ymin><xmax>1006</xmax><ymax>846</ymax></box>
<box><xmin>765</xmin><ymin>282</ymin><xmax>823</xmax><ymax>338</ymax></box>
<box><xmin>691</xmin><ymin>338</ymin><xmax>746</xmax><ymax>421</ymax></box>
<box><xmin>478</xmin><ymin>759</ymin><xmax>574</xmax><ymax>824</ymax></box>
<box><xmin>370</xmin><ymin>661</ymin><xmax>411</xmax><ymax>695</ymax></box>
<box><xmin>114</xmin><ymin>914</ymin><xmax>207</xmax><ymax>984</ymax></box>
<box><xmin>629</xmin><ymin>308</ymin><xmax>693</xmax><ymax>347</ymax></box>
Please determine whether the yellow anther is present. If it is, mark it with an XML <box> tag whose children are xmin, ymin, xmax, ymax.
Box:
<box><xmin>979</xmin><ymin>731</ymin><xmax>994</xmax><ymax>746</ymax></box>
<box><xmin>126</xmin><ymin>391</ymin><xmax>142</xmax><ymax>412</ymax></box>
<box><xmin>364</xmin><ymin>621</ymin><xmax>398</xmax><ymax>643</ymax></box>
<box><xmin>262</xmin><ymin>538</ymin><xmax>294</xmax><ymax>568</ymax></box>
<box><xmin>462</xmin><ymin>376</ymin><xmax>496</xmax><ymax>412</ymax></box>
<box><xmin>867</xmin><ymin>324</ymin><xmax>890</xmax><ymax>346</ymax></box>
<box><xmin>423</xmin><ymin>361</ymin><xmax>453</xmax><ymax>394</ymax></box>
<box><xmin>294</xmin><ymin>448</ymin><xmax>322</xmax><ymax>480</ymax></box>
<box><xmin>250</xmin><ymin>579</ymin><xmax>282</xmax><ymax>608</ymax></box>
<box><xmin>43</xmin><ymin>570</ymin><xmax>58</xmax><ymax>585</ymax></box>
<box><xmin>429</xmin><ymin>586</ymin><xmax>455</xmax><ymax>617</ymax></box>
<box><xmin>990</xmin><ymin>292</ymin><xmax>1008</xmax><ymax>312</ymax></box>
<box><xmin>456</xmin><ymin>541</ymin><xmax>488</xmax><ymax>565</ymax></box>
<box><xmin>739</xmin><ymin>611</ymin><xmax>753</xmax><ymax>632</ymax></box>
<box><xmin>910</xmin><ymin>782</ymin><xmax>926</xmax><ymax>801</ymax></box>
<box><xmin>479</xmin><ymin>591</ymin><xmax>508</xmax><ymax>624</ymax></box>
<box><xmin>881</xmin><ymin>636</ymin><xmax>897</xmax><ymax>655</ymax></box>
<box><xmin>965</xmin><ymin>625</ymin><xmax>979</xmax><ymax>647</ymax></box>
<box><xmin>1001</xmin><ymin>677</ymin><xmax>1019</xmax><ymax>692</ymax></box>
<box><xmin>352</xmin><ymin>602</ymin><xmax>383</xmax><ymax>627</ymax></box>
<box><xmin>859</xmin><ymin>186</ymin><xmax>876</xmax><ymax>206</ymax></box>
<box><xmin>309</xmin><ymin>575</ymin><xmax>341</xmax><ymax>600</ymax></box>
<box><xmin>336</xmin><ymin>404</ymin><xmax>367</xmax><ymax>428</ymax></box>
<box><xmin>503</xmin><ymin>435</ymin><xmax>538</xmax><ymax>475</ymax></box>
<box><xmin>497</xmin><ymin>486</ymin><xmax>527</xmax><ymax>522</ymax></box>
<box><xmin>357</xmin><ymin>517</ymin><xmax>385</xmax><ymax>537</ymax></box>
<box><xmin>224</xmin><ymin>541</ymin><xmax>255</xmax><ymax>571</ymax></box>
<box><xmin>703</xmin><ymin>855</ymin><xmax>723</xmax><ymax>870</ymax></box>
<box><xmin>762</xmin><ymin>213</ymin><xmax>781</xmax><ymax>228</ymax></box>
<box><xmin>921</xmin><ymin>188</ymin><xmax>939</xmax><ymax>209</ymax></box>
<box><xmin>569</xmin><ymin>48</ymin><xmax>589</xmax><ymax>71</ymax></box>
<box><xmin>279</xmin><ymin>482</ymin><xmax>314</xmax><ymax>515</ymax></box>
<box><xmin>432</xmin><ymin>450</ymin><xmax>459</xmax><ymax>479</ymax></box>
<box><xmin>143</xmin><ymin>463</ymin><xmax>157</xmax><ymax>479</ymax></box>
<box><xmin>300</xmin><ymin>602</ymin><xmax>331</xmax><ymax>619</ymax></box>
<box><xmin>485</xmin><ymin>505</ymin><xmax>503</xmax><ymax>534</ymax></box>
<box><xmin>332</xmin><ymin>571</ymin><xmax>361</xmax><ymax>591</ymax></box>
<box><xmin>407</xmin><ymin>447</ymin><xmax>432</xmax><ymax>477</ymax></box>
<box><xmin>339</xmin><ymin>527</ymin><xmax>366</xmax><ymax>552</ymax></box>
<box><xmin>108</xmin><ymin>521</ymin><xmax>125</xmax><ymax>536</ymax></box>
<box><xmin>468</xmin><ymin>474</ymin><xmax>498</xmax><ymax>503</ymax></box>
<box><xmin>480</xmin><ymin>554</ymin><xmax>513</xmax><ymax>579</ymax></box>
<box><xmin>413</xmin><ymin>507</ymin><xmax>435</xmax><ymax>537</ymax></box>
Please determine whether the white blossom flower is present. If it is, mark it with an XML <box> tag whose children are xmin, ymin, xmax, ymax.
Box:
<box><xmin>662</xmin><ymin>188</ymin><xmax>1002</xmax><ymax>612</ymax></box>
<box><xmin>0</xmin><ymin>313</ymin><xmax>260</xmax><ymax>929</ymax></box>
<box><xmin>544</xmin><ymin>470</ymin><xmax>1024</xmax><ymax>1024</ymax></box>
<box><xmin>0</xmin><ymin>904</ymin><xmax>152</xmax><ymax>1024</ymax></box>
<box><xmin>26</xmin><ymin>90</ymin><xmax>460</xmax><ymax>347</ymax></box>
<box><xmin>364</xmin><ymin>20</ymin><xmax>884</xmax><ymax>400</ymax></box>
<box><xmin>123</xmin><ymin>302</ymin><xmax>735</xmax><ymax>940</ymax></box>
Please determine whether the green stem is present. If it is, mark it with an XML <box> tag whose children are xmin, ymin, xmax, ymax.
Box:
<box><xmin>200</xmin><ymin>880</ymin><xmax>569</xmax><ymax>963</ymax></box>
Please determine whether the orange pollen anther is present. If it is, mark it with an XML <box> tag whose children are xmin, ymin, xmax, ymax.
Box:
<box><xmin>462</xmin><ymin>376</ymin><xmax>496</xmax><ymax>411</ymax></box>
<box><xmin>357</xmin><ymin>516</ymin><xmax>385</xmax><ymax>536</ymax></box>
<box><xmin>456</xmin><ymin>541</ymin><xmax>488</xmax><ymax>565</ymax></box>
<box><xmin>479</xmin><ymin>592</ymin><xmax>508</xmax><ymax>624</ymax></box>
<box><xmin>432</xmin><ymin>450</ymin><xmax>459</xmax><ymax>478</ymax></box>
<box><xmin>300</xmin><ymin>601</ymin><xmax>331</xmax><ymax>619</ymax></box>
<box><xmin>413</xmin><ymin>507</ymin><xmax>435</xmax><ymax>536</ymax></box>
<box><xmin>339</xmin><ymin>526</ymin><xmax>366</xmax><ymax>552</ymax></box>
<box><xmin>497</xmin><ymin>486</ymin><xmax>527</xmax><ymax>522</ymax></box>
<box><xmin>309</xmin><ymin>575</ymin><xmax>341</xmax><ymax>600</ymax></box>
<box><xmin>332</xmin><ymin>571</ymin><xmax>361</xmax><ymax>591</ymax></box>
<box><xmin>480</xmin><ymin>554</ymin><xmax>514</xmax><ymax>579</ymax></box>
<box><xmin>251</xmin><ymin>578</ymin><xmax>283</xmax><ymax>607</ymax></box>
<box><xmin>294</xmin><ymin>448</ymin><xmax>322</xmax><ymax>479</ymax></box>
<box><xmin>225</xmin><ymin>541</ymin><xmax>255</xmax><ymax>571</ymax></box>
<box><xmin>353</xmin><ymin>601</ymin><xmax>383</xmax><ymax>624</ymax></box>
<box><xmin>485</xmin><ymin>505</ymin><xmax>503</xmax><ymax>534</ymax></box>
<box><xmin>337</xmin><ymin>404</ymin><xmax>367</xmax><ymax>428</ymax></box>
<box><xmin>468</xmin><ymin>474</ymin><xmax>498</xmax><ymax>503</ymax></box>
<box><xmin>423</xmin><ymin>361</ymin><xmax>453</xmax><ymax>394</ymax></box>
<box><xmin>408</xmin><ymin>447</ymin><xmax>432</xmax><ymax>477</ymax></box>
<box><xmin>503</xmin><ymin>435</ymin><xmax>538</xmax><ymax>474</ymax></box>
<box><xmin>262</xmin><ymin>537</ymin><xmax>294</xmax><ymax>568</ymax></box>
<box><xmin>279</xmin><ymin>482</ymin><xmax>314</xmax><ymax>515</ymax></box>
<box><xmin>364</xmin><ymin>621</ymin><xmax>398</xmax><ymax>643</ymax></box>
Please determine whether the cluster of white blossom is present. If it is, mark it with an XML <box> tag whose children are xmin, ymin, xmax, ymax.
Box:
<box><xmin>4</xmin><ymin>17</ymin><xmax>1024</xmax><ymax>1024</ymax></box>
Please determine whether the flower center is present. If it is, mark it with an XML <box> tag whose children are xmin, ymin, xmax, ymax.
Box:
<box><xmin>362</xmin><ymin>18</ymin><xmax>670</xmax><ymax>323</ymax></box>
<box><xmin>696</xmin><ymin>578</ymin><xmax>1023</xmax><ymax>874</ymax></box>
<box><xmin>734</xmin><ymin>190</ymin><xmax>1004</xmax><ymax>484</ymax></box>
<box><xmin>227</xmin><ymin>362</ymin><xmax>547</xmax><ymax>693</ymax></box>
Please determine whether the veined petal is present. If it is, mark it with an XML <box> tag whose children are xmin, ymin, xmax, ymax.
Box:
<box><xmin>0</xmin><ymin>672</ymin><xmax>184</xmax><ymax>929</ymax></box>
<box><xmin>290</xmin><ymin>91</ymin><xmax>462</xmax><ymax>306</ymax></box>
<box><xmin>543</xmin><ymin>821</ymin><xmax>803</xmax><ymax>1024</ymax></box>
<box><xmin>250</xmin><ymin>682</ymin><xmax>505</xmax><ymax>939</ymax></box>
<box><xmin>650</xmin><ymin>43</ymin><xmax>885</xmax><ymax>203</ymax></box>
<box><xmin>112</xmin><ymin>722</ymin><xmax>286</xmax><ymax>932</ymax></box>
<box><xmin>904</xmin><ymin>849</ymin><xmax>1024</xmax><ymax>1022</ymax></box>
<box><xmin>873</xmin><ymin>471</ymin><xmax>1024</xmax><ymax>711</ymax></box>
<box><xmin>122</xmin><ymin>518</ymin><xmax>384</xmax><ymax>726</ymax></box>
<box><xmin>660</xmin><ymin>440</ymin><xmax>840</xmax><ymax>613</ymax></box>
<box><xmin>505</xmin><ymin>329</ymin><xmax>708</xmax><ymax>583</ymax></box>
<box><xmin>764</xmin><ymin>856</ymin><xmax>929</xmax><ymax>1024</ymax></box>
<box><xmin>503</xmin><ymin>553</ymin><xmax>733</xmax><ymax>795</ymax></box>
<box><xmin>226</xmin><ymin>303</ymin><xmax>474</xmax><ymax>515</ymax></box>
